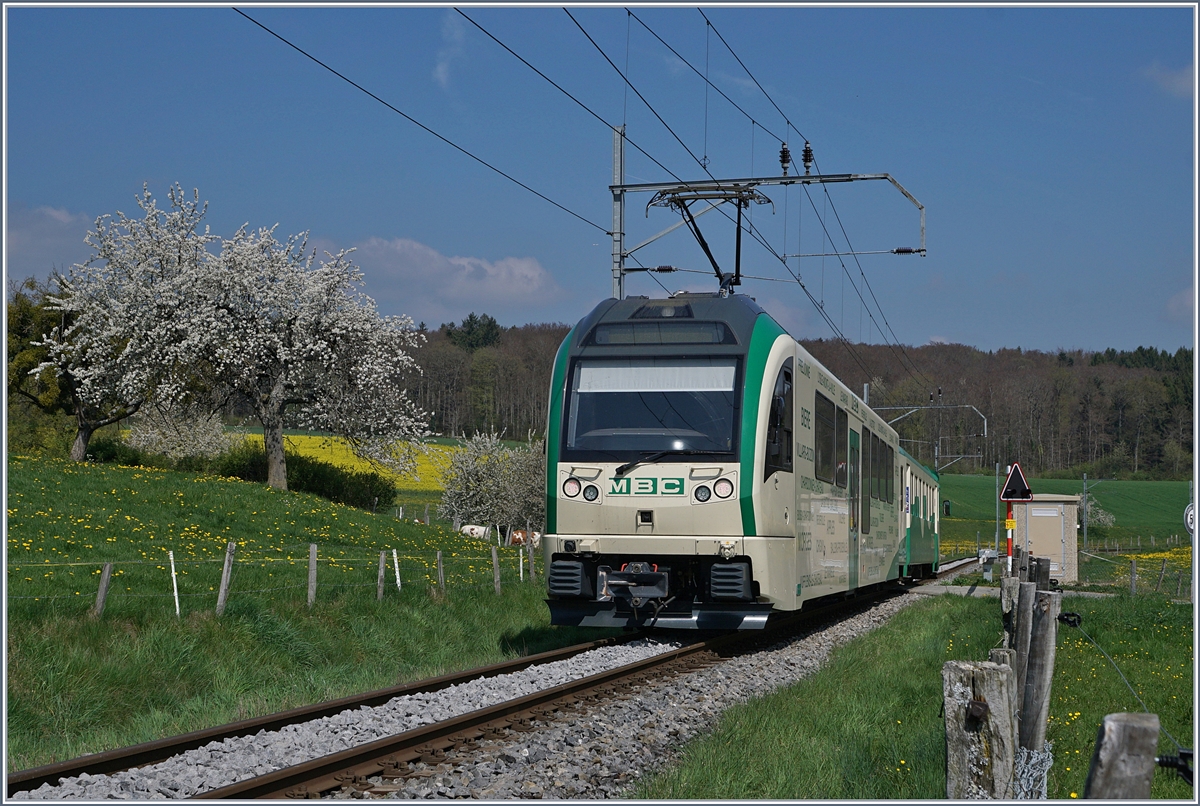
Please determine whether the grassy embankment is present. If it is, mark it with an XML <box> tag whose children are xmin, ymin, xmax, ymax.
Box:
<box><xmin>936</xmin><ymin>474</ymin><xmax>1192</xmax><ymax>577</ymax></box>
<box><xmin>6</xmin><ymin>454</ymin><xmax>611</xmax><ymax>771</ymax></box>
<box><xmin>636</xmin><ymin>591</ymin><xmax>1192</xmax><ymax>799</ymax></box>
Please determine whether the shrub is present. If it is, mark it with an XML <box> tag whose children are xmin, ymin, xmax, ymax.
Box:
<box><xmin>88</xmin><ymin>436</ymin><xmax>396</xmax><ymax>511</ymax></box>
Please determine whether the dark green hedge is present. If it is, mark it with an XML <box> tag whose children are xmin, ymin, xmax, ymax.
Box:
<box><xmin>88</xmin><ymin>437</ymin><xmax>396</xmax><ymax>511</ymax></box>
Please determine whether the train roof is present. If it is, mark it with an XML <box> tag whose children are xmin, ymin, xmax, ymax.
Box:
<box><xmin>571</xmin><ymin>293</ymin><xmax>765</xmax><ymax>350</ymax></box>
<box><xmin>898</xmin><ymin>445</ymin><xmax>939</xmax><ymax>482</ymax></box>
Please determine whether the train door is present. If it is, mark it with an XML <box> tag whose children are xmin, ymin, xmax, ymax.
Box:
<box><xmin>760</xmin><ymin>358</ymin><xmax>795</xmax><ymax>537</ymax></box>
<box><xmin>848</xmin><ymin>429</ymin><xmax>860</xmax><ymax>590</ymax></box>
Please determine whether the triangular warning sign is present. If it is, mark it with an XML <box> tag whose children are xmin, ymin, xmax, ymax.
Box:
<box><xmin>1000</xmin><ymin>462</ymin><xmax>1033</xmax><ymax>501</ymax></box>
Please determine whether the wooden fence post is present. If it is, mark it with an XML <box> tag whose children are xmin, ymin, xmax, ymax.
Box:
<box><xmin>215</xmin><ymin>541</ymin><xmax>236</xmax><ymax>616</ymax></box>
<box><xmin>1014</xmin><ymin>581</ymin><xmax>1036</xmax><ymax>700</ymax></box>
<box><xmin>943</xmin><ymin>660</ymin><xmax>1018</xmax><ymax>799</ymax></box>
<box><xmin>1156</xmin><ymin>558</ymin><xmax>1167</xmax><ymax>592</ymax></box>
<box><xmin>1083</xmin><ymin>713</ymin><xmax>1160</xmax><ymax>799</ymax></box>
<box><xmin>529</xmin><ymin>542</ymin><xmax>536</xmax><ymax>579</ymax></box>
<box><xmin>1019</xmin><ymin>590</ymin><xmax>1061</xmax><ymax>750</ymax></box>
<box><xmin>307</xmin><ymin>543</ymin><xmax>318</xmax><ymax>607</ymax></box>
<box><xmin>492</xmin><ymin>546</ymin><xmax>501</xmax><ymax>595</ymax></box>
<box><xmin>1000</xmin><ymin>577</ymin><xmax>1020</xmax><ymax>648</ymax></box>
<box><xmin>168</xmin><ymin>550</ymin><xmax>180</xmax><ymax>617</ymax></box>
<box><xmin>1177</xmin><ymin>572</ymin><xmax>1184</xmax><ymax>598</ymax></box>
<box><xmin>1130</xmin><ymin>558</ymin><xmax>1137</xmax><ymax>595</ymax></box>
<box><xmin>90</xmin><ymin>562</ymin><xmax>113</xmax><ymax>618</ymax></box>
<box><xmin>436</xmin><ymin>550</ymin><xmax>445</xmax><ymax>595</ymax></box>
<box><xmin>453</xmin><ymin>516</ymin><xmax>461</xmax><ymax>532</ymax></box>
<box><xmin>424</xmin><ymin>503</ymin><xmax>430</xmax><ymax>525</ymax></box>
<box><xmin>1032</xmin><ymin>556</ymin><xmax>1050</xmax><ymax>591</ymax></box>
<box><xmin>377</xmin><ymin>551</ymin><xmax>387</xmax><ymax>601</ymax></box>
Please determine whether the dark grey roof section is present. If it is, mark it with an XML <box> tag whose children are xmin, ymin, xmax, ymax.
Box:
<box><xmin>569</xmin><ymin>294</ymin><xmax>767</xmax><ymax>356</ymax></box>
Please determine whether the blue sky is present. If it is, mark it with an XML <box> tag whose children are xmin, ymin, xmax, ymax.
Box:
<box><xmin>5</xmin><ymin>4</ymin><xmax>1195</xmax><ymax>353</ymax></box>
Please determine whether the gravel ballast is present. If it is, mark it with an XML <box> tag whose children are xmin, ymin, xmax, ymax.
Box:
<box><xmin>361</xmin><ymin>593</ymin><xmax>921</xmax><ymax>799</ymax></box>
<box><xmin>16</xmin><ymin>592</ymin><xmax>923</xmax><ymax>800</ymax></box>
<box><xmin>12</xmin><ymin>640</ymin><xmax>682</xmax><ymax>800</ymax></box>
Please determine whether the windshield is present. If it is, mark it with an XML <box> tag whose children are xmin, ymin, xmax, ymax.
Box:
<box><xmin>564</xmin><ymin>357</ymin><xmax>739</xmax><ymax>457</ymax></box>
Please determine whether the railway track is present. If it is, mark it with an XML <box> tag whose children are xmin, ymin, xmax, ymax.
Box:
<box><xmin>11</xmin><ymin>559</ymin><xmax>977</xmax><ymax>800</ymax></box>
<box><xmin>5</xmin><ymin>633</ymin><xmax>647</xmax><ymax>798</ymax></box>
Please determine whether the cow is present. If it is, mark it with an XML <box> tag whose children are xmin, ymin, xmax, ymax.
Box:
<box><xmin>460</xmin><ymin>524</ymin><xmax>490</xmax><ymax>540</ymax></box>
<box><xmin>510</xmin><ymin>529</ymin><xmax>542</xmax><ymax>550</ymax></box>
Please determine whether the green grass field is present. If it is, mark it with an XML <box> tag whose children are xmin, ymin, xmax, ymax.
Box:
<box><xmin>636</xmin><ymin>591</ymin><xmax>1193</xmax><ymax>799</ymax></box>
<box><xmin>5</xmin><ymin>455</ymin><xmax>612</xmax><ymax>770</ymax></box>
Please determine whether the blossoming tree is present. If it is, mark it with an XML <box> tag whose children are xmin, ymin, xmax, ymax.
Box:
<box><xmin>35</xmin><ymin>185</ymin><xmax>215</xmax><ymax>460</ymax></box>
<box><xmin>202</xmin><ymin>224</ymin><xmax>427</xmax><ymax>490</ymax></box>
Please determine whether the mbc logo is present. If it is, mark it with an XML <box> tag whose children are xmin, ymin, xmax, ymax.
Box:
<box><xmin>607</xmin><ymin>477</ymin><xmax>685</xmax><ymax>496</ymax></box>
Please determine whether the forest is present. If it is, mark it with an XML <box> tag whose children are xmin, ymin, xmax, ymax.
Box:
<box><xmin>407</xmin><ymin>314</ymin><xmax>1193</xmax><ymax>481</ymax></box>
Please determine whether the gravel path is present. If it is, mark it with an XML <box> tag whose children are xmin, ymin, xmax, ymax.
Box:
<box><xmin>358</xmin><ymin>593</ymin><xmax>921</xmax><ymax>799</ymax></box>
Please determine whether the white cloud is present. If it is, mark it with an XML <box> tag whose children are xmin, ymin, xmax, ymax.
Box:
<box><xmin>1141</xmin><ymin>62</ymin><xmax>1194</xmax><ymax>99</ymax></box>
<box><xmin>351</xmin><ymin>236</ymin><xmax>566</xmax><ymax>327</ymax></box>
<box><xmin>433</xmin><ymin>11</ymin><xmax>466</xmax><ymax>89</ymax></box>
<box><xmin>4</xmin><ymin>203</ymin><xmax>94</xmax><ymax>282</ymax></box>
<box><xmin>1164</xmin><ymin>285</ymin><xmax>1194</xmax><ymax>322</ymax></box>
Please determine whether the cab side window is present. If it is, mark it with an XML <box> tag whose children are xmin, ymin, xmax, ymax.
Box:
<box><xmin>764</xmin><ymin>359</ymin><xmax>793</xmax><ymax>479</ymax></box>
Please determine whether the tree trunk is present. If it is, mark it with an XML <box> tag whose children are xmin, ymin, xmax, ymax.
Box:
<box><xmin>263</xmin><ymin>415</ymin><xmax>288</xmax><ymax>490</ymax></box>
<box><xmin>69</xmin><ymin>421</ymin><xmax>95</xmax><ymax>462</ymax></box>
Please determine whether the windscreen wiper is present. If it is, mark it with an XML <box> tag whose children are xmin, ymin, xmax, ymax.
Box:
<box><xmin>614</xmin><ymin>450</ymin><xmax>728</xmax><ymax>477</ymax></box>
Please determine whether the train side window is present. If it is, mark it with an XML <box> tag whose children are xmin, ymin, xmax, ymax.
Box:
<box><xmin>876</xmin><ymin>436</ymin><xmax>885</xmax><ymax>502</ymax></box>
<box><xmin>764</xmin><ymin>359</ymin><xmax>793</xmax><ymax>479</ymax></box>
<box><xmin>835</xmin><ymin>407</ymin><xmax>848</xmax><ymax>488</ymax></box>
<box><xmin>872</xmin><ymin>433</ymin><xmax>882</xmax><ymax>501</ymax></box>
<box><xmin>814</xmin><ymin>391</ymin><xmax>835</xmax><ymax>483</ymax></box>
<box><xmin>865</xmin><ymin>432</ymin><xmax>873</xmax><ymax>500</ymax></box>
<box><xmin>861</xmin><ymin>428</ymin><xmax>872</xmax><ymax>534</ymax></box>
<box><xmin>891</xmin><ymin>446</ymin><xmax>896</xmax><ymax>503</ymax></box>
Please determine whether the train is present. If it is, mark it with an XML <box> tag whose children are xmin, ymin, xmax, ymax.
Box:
<box><xmin>542</xmin><ymin>292</ymin><xmax>941</xmax><ymax>630</ymax></box>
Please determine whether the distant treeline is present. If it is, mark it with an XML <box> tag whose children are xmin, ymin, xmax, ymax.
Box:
<box><xmin>411</xmin><ymin>315</ymin><xmax>1192</xmax><ymax>481</ymax></box>
<box><xmin>802</xmin><ymin>341</ymin><xmax>1193</xmax><ymax>479</ymax></box>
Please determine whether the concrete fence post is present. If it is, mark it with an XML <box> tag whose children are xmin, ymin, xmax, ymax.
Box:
<box><xmin>90</xmin><ymin>562</ymin><xmax>113</xmax><ymax>618</ymax></box>
<box><xmin>492</xmin><ymin>546</ymin><xmax>501</xmax><ymax>595</ymax></box>
<box><xmin>377</xmin><ymin>551</ymin><xmax>387</xmax><ymax>601</ymax></box>
<box><xmin>215</xmin><ymin>541</ymin><xmax>236</xmax><ymax>616</ymax></box>
<box><xmin>307</xmin><ymin>543</ymin><xmax>318</xmax><ymax>607</ymax></box>
<box><xmin>1083</xmin><ymin>713</ymin><xmax>1160</xmax><ymax>799</ymax></box>
<box><xmin>943</xmin><ymin>660</ymin><xmax>1018</xmax><ymax>799</ymax></box>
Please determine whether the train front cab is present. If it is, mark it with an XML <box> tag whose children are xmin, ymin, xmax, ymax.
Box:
<box><xmin>542</xmin><ymin>294</ymin><xmax>795</xmax><ymax>630</ymax></box>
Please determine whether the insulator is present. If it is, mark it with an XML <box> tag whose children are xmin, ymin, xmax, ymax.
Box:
<box><xmin>779</xmin><ymin>143</ymin><xmax>791</xmax><ymax>176</ymax></box>
<box><xmin>802</xmin><ymin>142</ymin><xmax>814</xmax><ymax>175</ymax></box>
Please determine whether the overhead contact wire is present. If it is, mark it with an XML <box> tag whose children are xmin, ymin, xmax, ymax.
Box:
<box><xmin>233</xmin><ymin>8</ymin><xmax>610</xmax><ymax>236</ymax></box>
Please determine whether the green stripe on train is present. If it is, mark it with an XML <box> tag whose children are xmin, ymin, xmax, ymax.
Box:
<box><xmin>739</xmin><ymin>314</ymin><xmax>787</xmax><ymax>537</ymax></box>
<box><xmin>544</xmin><ymin>327</ymin><xmax>574</xmax><ymax>535</ymax></box>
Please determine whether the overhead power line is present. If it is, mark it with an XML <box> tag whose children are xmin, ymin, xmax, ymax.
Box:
<box><xmin>699</xmin><ymin>8</ymin><xmax>932</xmax><ymax>395</ymax></box>
<box><xmin>232</xmin><ymin>8</ymin><xmax>610</xmax><ymax>236</ymax></box>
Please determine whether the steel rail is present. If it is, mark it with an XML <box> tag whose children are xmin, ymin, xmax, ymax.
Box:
<box><xmin>195</xmin><ymin>582</ymin><xmax>939</xmax><ymax>800</ymax></box>
<box><xmin>5</xmin><ymin>632</ymin><xmax>643</xmax><ymax>797</ymax></box>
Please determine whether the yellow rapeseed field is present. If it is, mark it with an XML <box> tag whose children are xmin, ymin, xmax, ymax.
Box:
<box><xmin>243</xmin><ymin>434</ymin><xmax>457</xmax><ymax>491</ymax></box>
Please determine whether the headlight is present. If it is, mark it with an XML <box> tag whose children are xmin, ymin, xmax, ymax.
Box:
<box><xmin>694</xmin><ymin>485</ymin><xmax>712</xmax><ymax>502</ymax></box>
<box><xmin>714</xmin><ymin>478</ymin><xmax>734</xmax><ymax>499</ymax></box>
<box><xmin>563</xmin><ymin>478</ymin><xmax>581</xmax><ymax>497</ymax></box>
<box><xmin>583</xmin><ymin>484</ymin><xmax>599</xmax><ymax>502</ymax></box>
